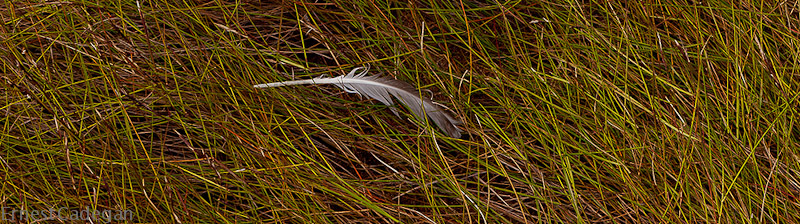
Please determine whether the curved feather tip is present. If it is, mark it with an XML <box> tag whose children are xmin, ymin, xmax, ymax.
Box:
<box><xmin>255</xmin><ymin>67</ymin><xmax>463</xmax><ymax>138</ymax></box>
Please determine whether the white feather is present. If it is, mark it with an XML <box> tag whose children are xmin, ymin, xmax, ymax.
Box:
<box><xmin>254</xmin><ymin>67</ymin><xmax>463</xmax><ymax>138</ymax></box>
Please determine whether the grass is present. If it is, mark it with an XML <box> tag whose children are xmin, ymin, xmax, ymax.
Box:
<box><xmin>2</xmin><ymin>0</ymin><xmax>799</xmax><ymax>223</ymax></box>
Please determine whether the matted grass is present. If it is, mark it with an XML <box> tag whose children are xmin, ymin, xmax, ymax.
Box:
<box><xmin>2</xmin><ymin>0</ymin><xmax>799</xmax><ymax>223</ymax></box>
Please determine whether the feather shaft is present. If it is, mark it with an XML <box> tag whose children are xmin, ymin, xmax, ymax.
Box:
<box><xmin>254</xmin><ymin>77</ymin><xmax>399</xmax><ymax>90</ymax></box>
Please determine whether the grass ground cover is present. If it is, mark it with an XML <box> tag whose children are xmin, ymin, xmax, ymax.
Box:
<box><xmin>2</xmin><ymin>0</ymin><xmax>799</xmax><ymax>223</ymax></box>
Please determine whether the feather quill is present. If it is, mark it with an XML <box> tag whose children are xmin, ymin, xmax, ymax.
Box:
<box><xmin>254</xmin><ymin>67</ymin><xmax>463</xmax><ymax>138</ymax></box>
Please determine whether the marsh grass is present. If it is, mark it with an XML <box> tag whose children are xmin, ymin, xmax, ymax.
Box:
<box><xmin>2</xmin><ymin>0</ymin><xmax>799</xmax><ymax>223</ymax></box>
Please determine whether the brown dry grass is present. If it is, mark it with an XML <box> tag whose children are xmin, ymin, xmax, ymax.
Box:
<box><xmin>2</xmin><ymin>0</ymin><xmax>799</xmax><ymax>223</ymax></box>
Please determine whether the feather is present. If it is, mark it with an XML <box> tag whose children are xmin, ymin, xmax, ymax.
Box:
<box><xmin>254</xmin><ymin>67</ymin><xmax>463</xmax><ymax>138</ymax></box>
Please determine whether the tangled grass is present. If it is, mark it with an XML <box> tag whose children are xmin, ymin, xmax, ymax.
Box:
<box><xmin>1</xmin><ymin>0</ymin><xmax>799</xmax><ymax>223</ymax></box>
